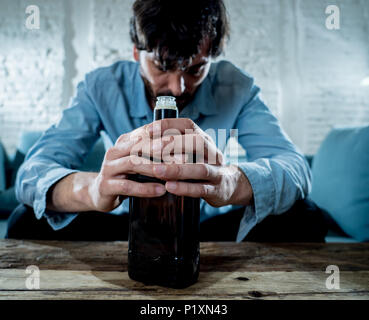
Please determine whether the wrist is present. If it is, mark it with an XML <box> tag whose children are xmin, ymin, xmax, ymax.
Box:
<box><xmin>48</xmin><ymin>172</ymin><xmax>98</xmax><ymax>212</ymax></box>
<box><xmin>229</xmin><ymin>165</ymin><xmax>253</xmax><ymax>206</ymax></box>
<box><xmin>77</xmin><ymin>172</ymin><xmax>100</xmax><ymax>211</ymax></box>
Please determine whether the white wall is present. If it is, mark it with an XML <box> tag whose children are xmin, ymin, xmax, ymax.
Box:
<box><xmin>0</xmin><ymin>0</ymin><xmax>368</xmax><ymax>155</ymax></box>
<box><xmin>0</xmin><ymin>0</ymin><xmax>65</xmax><ymax>154</ymax></box>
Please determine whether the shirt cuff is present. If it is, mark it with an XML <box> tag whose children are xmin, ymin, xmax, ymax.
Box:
<box><xmin>33</xmin><ymin>167</ymin><xmax>79</xmax><ymax>230</ymax></box>
<box><xmin>236</xmin><ymin>205</ymin><xmax>257</xmax><ymax>242</ymax></box>
<box><xmin>235</xmin><ymin>160</ymin><xmax>276</xmax><ymax>241</ymax></box>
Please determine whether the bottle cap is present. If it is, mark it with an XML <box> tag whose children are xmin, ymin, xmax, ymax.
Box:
<box><xmin>155</xmin><ymin>96</ymin><xmax>178</xmax><ymax>110</ymax></box>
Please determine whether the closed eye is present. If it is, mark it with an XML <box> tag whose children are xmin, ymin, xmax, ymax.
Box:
<box><xmin>187</xmin><ymin>67</ymin><xmax>202</xmax><ymax>76</ymax></box>
<box><xmin>186</xmin><ymin>61</ymin><xmax>208</xmax><ymax>76</ymax></box>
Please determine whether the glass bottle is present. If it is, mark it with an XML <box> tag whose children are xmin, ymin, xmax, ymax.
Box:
<box><xmin>128</xmin><ymin>96</ymin><xmax>200</xmax><ymax>288</ymax></box>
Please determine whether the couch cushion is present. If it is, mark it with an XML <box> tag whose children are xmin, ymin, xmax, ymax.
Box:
<box><xmin>0</xmin><ymin>141</ymin><xmax>6</xmax><ymax>191</ymax></box>
<box><xmin>10</xmin><ymin>131</ymin><xmax>43</xmax><ymax>187</ymax></box>
<box><xmin>310</xmin><ymin>125</ymin><xmax>369</xmax><ymax>242</ymax></box>
<box><xmin>0</xmin><ymin>131</ymin><xmax>105</xmax><ymax>217</ymax></box>
<box><xmin>0</xmin><ymin>141</ymin><xmax>18</xmax><ymax>217</ymax></box>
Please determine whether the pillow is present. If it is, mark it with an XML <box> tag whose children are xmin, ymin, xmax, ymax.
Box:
<box><xmin>310</xmin><ymin>125</ymin><xmax>369</xmax><ymax>242</ymax></box>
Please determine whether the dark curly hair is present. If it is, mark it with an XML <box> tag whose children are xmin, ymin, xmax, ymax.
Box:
<box><xmin>130</xmin><ymin>0</ymin><xmax>229</xmax><ymax>70</ymax></box>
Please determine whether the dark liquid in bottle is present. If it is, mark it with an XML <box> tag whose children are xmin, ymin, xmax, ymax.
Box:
<box><xmin>128</xmin><ymin>103</ymin><xmax>200</xmax><ymax>288</ymax></box>
<box><xmin>128</xmin><ymin>175</ymin><xmax>200</xmax><ymax>288</ymax></box>
<box><xmin>154</xmin><ymin>108</ymin><xmax>178</xmax><ymax>120</ymax></box>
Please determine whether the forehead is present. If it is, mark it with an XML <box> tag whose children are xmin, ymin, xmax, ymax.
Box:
<box><xmin>145</xmin><ymin>40</ymin><xmax>210</xmax><ymax>69</ymax></box>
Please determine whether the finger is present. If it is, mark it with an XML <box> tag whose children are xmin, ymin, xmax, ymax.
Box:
<box><xmin>146</xmin><ymin>118</ymin><xmax>198</xmax><ymax>136</ymax></box>
<box><xmin>163</xmin><ymin>153</ymin><xmax>189</xmax><ymax>164</ymax></box>
<box><xmin>179</xmin><ymin>133</ymin><xmax>220</xmax><ymax>165</ymax></box>
<box><xmin>133</xmin><ymin>135</ymin><xmax>191</xmax><ymax>163</ymax></box>
<box><xmin>105</xmin><ymin>136</ymin><xmax>143</xmax><ymax>161</ymax></box>
<box><xmin>104</xmin><ymin>179</ymin><xmax>166</xmax><ymax>197</ymax></box>
<box><xmin>153</xmin><ymin>163</ymin><xmax>220</xmax><ymax>182</ymax></box>
<box><xmin>109</xmin><ymin>125</ymin><xmax>151</xmax><ymax>160</ymax></box>
<box><xmin>146</xmin><ymin>134</ymin><xmax>222</xmax><ymax>165</ymax></box>
<box><xmin>165</xmin><ymin>181</ymin><xmax>216</xmax><ymax>198</ymax></box>
<box><xmin>103</xmin><ymin>155</ymin><xmax>157</xmax><ymax>177</ymax></box>
<box><xmin>116</xmin><ymin>124</ymin><xmax>151</xmax><ymax>145</ymax></box>
<box><xmin>131</xmin><ymin>136</ymin><xmax>166</xmax><ymax>161</ymax></box>
<box><xmin>150</xmin><ymin>134</ymin><xmax>208</xmax><ymax>158</ymax></box>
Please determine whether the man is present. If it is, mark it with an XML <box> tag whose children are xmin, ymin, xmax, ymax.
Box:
<box><xmin>7</xmin><ymin>0</ymin><xmax>327</xmax><ymax>241</ymax></box>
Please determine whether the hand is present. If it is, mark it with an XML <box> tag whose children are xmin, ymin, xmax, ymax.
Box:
<box><xmin>88</xmin><ymin>125</ymin><xmax>167</xmax><ymax>212</ymax></box>
<box><xmin>48</xmin><ymin>119</ymin><xmax>253</xmax><ymax>213</ymax></box>
<box><xmin>145</xmin><ymin>118</ymin><xmax>254</xmax><ymax>207</ymax></box>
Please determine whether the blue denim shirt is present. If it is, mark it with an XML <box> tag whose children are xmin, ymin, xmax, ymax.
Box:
<box><xmin>15</xmin><ymin>60</ymin><xmax>311</xmax><ymax>242</ymax></box>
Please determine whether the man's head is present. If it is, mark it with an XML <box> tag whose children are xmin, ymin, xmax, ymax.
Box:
<box><xmin>130</xmin><ymin>0</ymin><xmax>229</xmax><ymax>110</ymax></box>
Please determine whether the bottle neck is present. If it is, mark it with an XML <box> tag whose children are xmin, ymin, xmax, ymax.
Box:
<box><xmin>153</xmin><ymin>107</ymin><xmax>178</xmax><ymax>121</ymax></box>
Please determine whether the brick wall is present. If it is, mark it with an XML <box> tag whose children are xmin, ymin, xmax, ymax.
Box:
<box><xmin>0</xmin><ymin>0</ymin><xmax>368</xmax><ymax>155</ymax></box>
<box><xmin>0</xmin><ymin>0</ymin><xmax>65</xmax><ymax>154</ymax></box>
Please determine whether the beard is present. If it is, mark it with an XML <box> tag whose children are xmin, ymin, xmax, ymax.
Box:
<box><xmin>141</xmin><ymin>75</ymin><xmax>194</xmax><ymax>112</ymax></box>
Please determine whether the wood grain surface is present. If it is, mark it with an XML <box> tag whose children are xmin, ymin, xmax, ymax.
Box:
<box><xmin>1</xmin><ymin>240</ymin><xmax>368</xmax><ymax>300</ymax></box>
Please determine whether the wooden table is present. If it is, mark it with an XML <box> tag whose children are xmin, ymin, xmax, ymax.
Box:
<box><xmin>0</xmin><ymin>240</ymin><xmax>368</xmax><ymax>300</ymax></box>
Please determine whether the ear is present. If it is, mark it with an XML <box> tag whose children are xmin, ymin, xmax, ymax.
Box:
<box><xmin>133</xmin><ymin>45</ymin><xmax>139</xmax><ymax>62</ymax></box>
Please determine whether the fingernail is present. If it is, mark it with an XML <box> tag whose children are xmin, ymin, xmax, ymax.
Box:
<box><xmin>166</xmin><ymin>181</ymin><xmax>177</xmax><ymax>191</ymax></box>
<box><xmin>156</xmin><ymin>185</ymin><xmax>165</xmax><ymax>194</ymax></box>
<box><xmin>154</xmin><ymin>164</ymin><xmax>166</xmax><ymax>175</ymax></box>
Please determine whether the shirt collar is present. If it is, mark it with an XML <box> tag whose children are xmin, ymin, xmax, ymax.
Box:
<box><xmin>129</xmin><ymin>62</ymin><xmax>218</xmax><ymax>120</ymax></box>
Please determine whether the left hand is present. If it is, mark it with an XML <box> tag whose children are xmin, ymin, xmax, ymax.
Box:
<box><xmin>142</xmin><ymin>118</ymin><xmax>254</xmax><ymax>207</ymax></box>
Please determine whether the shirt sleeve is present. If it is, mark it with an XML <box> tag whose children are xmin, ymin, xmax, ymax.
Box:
<box><xmin>15</xmin><ymin>79</ymin><xmax>103</xmax><ymax>230</ymax></box>
<box><xmin>234</xmin><ymin>83</ymin><xmax>312</xmax><ymax>242</ymax></box>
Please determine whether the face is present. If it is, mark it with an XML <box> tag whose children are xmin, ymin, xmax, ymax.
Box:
<box><xmin>133</xmin><ymin>42</ymin><xmax>211</xmax><ymax>111</ymax></box>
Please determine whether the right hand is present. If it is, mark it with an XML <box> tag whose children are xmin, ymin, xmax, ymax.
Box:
<box><xmin>88</xmin><ymin>125</ymin><xmax>167</xmax><ymax>212</ymax></box>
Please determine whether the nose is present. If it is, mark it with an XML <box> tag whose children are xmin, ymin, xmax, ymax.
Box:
<box><xmin>167</xmin><ymin>72</ymin><xmax>185</xmax><ymax>96</ymax></box>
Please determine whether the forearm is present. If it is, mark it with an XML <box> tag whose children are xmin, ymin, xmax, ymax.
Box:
<box><xmin>237</xmin><ymin>153</ymin><xmax>311</xmax><ymax>218</ymax></box>
<box><xmin>47</xmin><ymin>171</ymin><xmax>99</xmax><ymax>212</ymax></box>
